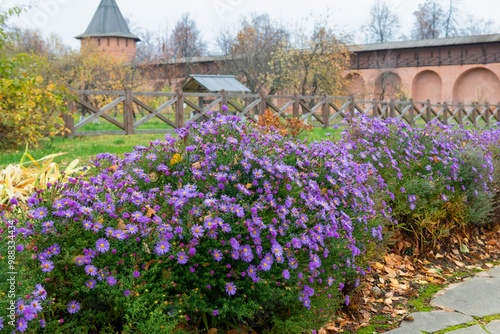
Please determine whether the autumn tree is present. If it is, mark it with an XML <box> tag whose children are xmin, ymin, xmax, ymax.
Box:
<box><xmin>0</xmin><ymin>7</ymin><xmax>68</xmax><ymax>147</ymax></box>
<box><xmin>217</xmin><ymin>13</ymin><xmax>289</xmax><ymax>94</ymax></box>
<box><xmin>365</xmin><ymin>0</ymin><xmax>400</xmax><ymax>43</ymax></box>
<box><xmin>171</xmin><ymin>13</ymin><xmax>206</xmax><ymax>59</ymax></box>
<box><xmin>269</xmin><ymin>21</ymin><xmax>351</xmax><ymax>97</ymax></box>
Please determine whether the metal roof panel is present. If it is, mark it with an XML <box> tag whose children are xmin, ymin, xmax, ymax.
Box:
<box><xmin>352</xmin><ymin>34</ymin><xmax>500</xmax><ymax>52</ymax></box>
<box><xmin>183</xmin><ymin>75</ymin><xmax>251</xmax><ymax>93</ymax></box>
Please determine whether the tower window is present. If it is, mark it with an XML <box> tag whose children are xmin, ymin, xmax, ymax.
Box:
<box><xmin>107</xmin><ymin>38</ymin><xmax>110</xmax><ymax>46</ymax></box>
<box><xmin>117</xmin><ymin>38</ymin><xmax>120</xmax><ymax>46</ymax></box>
<box><xmin>126</xmin><ymin>39</ymin><xmax>129</xmax><ymax>47</ymax></box>
<box><xmin>98</xmin><ymin>38</ymin><xmax>101</xmax><ymax>46</ymax></box>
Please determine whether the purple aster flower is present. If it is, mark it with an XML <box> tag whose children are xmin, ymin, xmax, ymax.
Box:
<box><xmin>85</xmin><ymin>265</ymin><xmax>98</xmax><ymax>276</ymax></box>
<box><xmin>247</xmin><ymin>265</ymin><xmax>257</xmax><ymax>278</ymax></box>
<box><xmin>240</xmin><ymin>245</ymin><xmax>253</xmax><ymax>262</ymax></box>
<box><xmin>327</xmin><ymin>276</ymin><xmax>334</xmax><ymax>286</ymax></box>
<box><xmin>271</xmin><ymin>243</ymin><xmax>283</xmax><ymax>257</ymax></box>
<box><xmin>34</xmin><ymin>284</ymin><xmax>47</xmax><ymax>300</ymax></box>
<box><xmin>67</xmin><ymin>300</ymin><xmax>80</xmax><ymax>314</ymax></box>
<box><xmin>107</xmin><ymin>276</ymin><xmax>117</xmax><ymax>286</ymax></box>
<box><xmin>30</xmin><ymin>299</ymin><xmax>43</xmax><ymax>312</ymax></box>
<box><xmin>191</xmin><ymin>224</ymin><xmax>204</xmax><ymax>238</ymax></box>
<box><xmin>154</xmin><ymin>240</ymin><xmax>170</xmax><ymax>255</ymax></box>
<box><xmin>441</xmin><ymin>194</ymin><xmax>448</xmax><ymax>201</ymax></box>
<box><xmin>95</xmin><ymin>238</ymin><xmax>110</xmax><ymax>253</ymax></box>
<box><xmin>41</xmin><ymin>260</ymin><xmax>54</xmax><ymax>273</ymax></box>
<box><xmin>283</xmin><ymin>269</ymin><xmax>290</xmax><ymax>280</ymax></box>
<box><xmin>17</xmin><ymin>318</ymin><xmax>28</xmax><ymax>332</ymax></box>
<box><xmin>74</xmin><ymin>256</ymin><xmax>85</xmax><ymax>266</ymax></box>
<box><xmin>133</xmin><ymin>271</ymin><xmax>140</xmax><ymax>278</ymax></box>
<box><xmin>112</xmin><ymin>230</ymin><xmax>126</xmax><ymax>240</ymax></box>
<box><xmin>86</xmin><ymin>280</ymin><xmax>97</xmax><ymax>289</ymax></box>
<box><xmin>40</xmin><ymin>319</ymin><xmax>46</xmax><ymax>328</ymax></box>
<box><xmin>177</xmin><ymin>252</ymin><xmax>188</xmax><ymax>264</ymax></box>
<box><xmin>124</xmin><ymin>290</ymin><xmax>130</xmax><ymax>297</ymax></box>
<box><xmin>32</xmin><ymin>207</ymin><xmax>48</xmax><ymax>219</ymax></box>
<box><xmin>225</xmin><ymin>282</ymin><xmax>237</xmax><ymax>296</ymax></box>
<box><xmin>213</xmin><ymin>309</ymin><xmax>219</xmax><ymax>316</ymax></box>
<box><xmin>213</xmin><ymin>249</ymin><xmax>223</xmax><ymax>262</ymax></box>
<box><xmin>126</xmin><ymin>224</ymin><xmax>138</xmax><ymax>234</ymax></box>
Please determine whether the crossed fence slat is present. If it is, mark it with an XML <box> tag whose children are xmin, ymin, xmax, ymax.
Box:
<box><xmin>75</xmin><ymin>96</ymin><xmax>126</xmax><ymax>131</ymax></box>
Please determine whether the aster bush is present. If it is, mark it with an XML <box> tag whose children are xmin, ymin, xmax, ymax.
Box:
<box><xmin>341</xmin><ymin>115</ymin><xmax>500</xmax><ymax>251</ymax></box>
<box><xmin>0</xmin><ymin>112</ymin><xmax>383</xmax><ymax>333</ymax></box>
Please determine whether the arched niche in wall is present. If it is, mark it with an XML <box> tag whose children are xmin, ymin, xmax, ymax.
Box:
<box><xmin>344</xmin><ymin>72</ymin><xmax>366</xmax><ymax>98</ymax></box>
<box><xmin>412</xmin><ymin>70</ymin><xmax>442</xmax><ymax>103</ymax></box>
<box><xmin>453</xmin><ymin>67</ymin><xmax>500</xmax><ymax>104</ymax></box>
<box><xmin>374</xmin><ymin>71</ymin><xmax>402</xmax><ymax>101</ymax></box>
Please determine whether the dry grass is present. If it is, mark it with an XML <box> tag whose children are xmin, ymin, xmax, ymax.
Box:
<box><xmin>0</xmin><ymin>148</ymin><xmax>83</xmax><ymax>204</ymax></box>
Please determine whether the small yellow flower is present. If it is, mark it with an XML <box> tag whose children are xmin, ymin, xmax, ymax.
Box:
<box><xmin>170</xmin><ymin>153</ymin><xmax>183</xmax><ymax>165</ymax></box>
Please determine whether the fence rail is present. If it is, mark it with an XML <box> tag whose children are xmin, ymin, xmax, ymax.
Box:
<box><xmin>62</xmin><ymin>88</ymin><xmax>500</xmax><ymax>138</ymax></box>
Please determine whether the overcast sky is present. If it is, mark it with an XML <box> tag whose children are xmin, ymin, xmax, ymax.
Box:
<box><xmin>4</xmin><ymin>0</ymin><xmax>500</xmax><ymax>52</ymax></box>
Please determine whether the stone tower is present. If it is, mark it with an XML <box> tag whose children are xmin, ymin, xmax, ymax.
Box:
<box><xmin>76</xmin><ymin>0</ymin><xmax>140</xmax><ymax>61</ymax></box>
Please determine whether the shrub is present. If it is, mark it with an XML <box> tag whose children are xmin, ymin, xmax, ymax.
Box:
<box><xmin>0</xmin><ymin>8</ymin><xmax>69</xmax><ymax>148</ymax></box>
<box><xmin>341</xmin><ymin>115</ymin><xmax>499</xmax><ymax>251</ymax></box>
<box><xmin>256</xmin><ymin>109</ymin><xmax>313</xmax><ymax>137</ymax></box>
<box><xmin>0</xmin><ymin>112</ymin><xmax>383</xmax><ymax>333</ymax></box>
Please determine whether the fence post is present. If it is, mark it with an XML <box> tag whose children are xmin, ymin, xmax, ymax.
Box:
<box><xmin>176</xmin><ymin>89</ymin><xmax>185</xmax><ymax>129</ymax></box>
<box><xmin>259</xmin><ymin>90</ymin><xmax>267</xmax><ymax>116</ymax></box>
<box><xmin>409</xmin><ymin>99</ymin><xmax>415</xmax><ymax>127</ymax></box>
<box><xmin>348</xmin><ymin>95</ymin><xmax>355</xmax><ymax>123</ymax></box>
<box><xmin>426</xmin><ymin>99</ymin><xmax>432</xmax><ymax>124</ymax></box>
<box><xmin>485</xmin><ymin>102</ymin><xmax>490</xmax><ymax>126</ymax></box>
<box><xmin>390</xmin><ymin>99</ymin><xmax>395</xmax><ymax>118</ymax></box>
<box><xmin>373</xmin><ymin>100</ymin><xmax>379</xmax><ymax>118</ymax></box>
<box><xmin>443</xmin><ymin>102</ymin><xmax>448</xmax><ymax>125</ymax></box>
<box><xmin>293</xmin><ymin>93</ymin><xmax>300</xmax><ymax>118</ymax></box>
<box><xmin>458</xmin><ymin>103</ymin><xmax>463</xmax><ymax>125</ymax></box>
<box><xmin>221</xmin><ymin>89</ymin><xmax>228</xmax><ymax>115</ymax></box>
<box><xmin>471</xmin><ymin>102</ymin><xmax>477</xmax><ymax>126</ymax></box>
<box><xmin>124</xmin><ymin>88</ymin><xmax>134</xmax><ymax>135</ymax></box>
<box><xmin>322</xmin><ymin>94</ymin><xmax>329</xmax><ymax>128</ymax></box>
<box><xmin>64</xmin><ymin>100</ymin><xmax>75</xmax><ymax>139</ymax></box>
<box><xmin>497</xmin><ymin>103</ymin><xmax>500</xmax><ymax>123</ymax></box>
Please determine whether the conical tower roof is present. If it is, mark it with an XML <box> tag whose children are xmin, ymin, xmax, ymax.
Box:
<box><xmin>76</xmin><ymin>0</ymin><xmax>139</xmax><ymax>41</ymax></box>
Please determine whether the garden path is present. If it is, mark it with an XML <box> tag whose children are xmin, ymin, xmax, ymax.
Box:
<box><xmin>384</xmin><ymin>266</ymin><xmax>500</xmax><ymax>333</ymax></box>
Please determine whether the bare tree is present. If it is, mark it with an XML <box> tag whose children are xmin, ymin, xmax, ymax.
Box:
<box><xmin>365</xmin><ymin>0</ymin><xmax>400</xmax><ymax>43</ymax></box>
<box><xmin>459</xmin><ymin>16</ymin><xmax>498</xmax><ymax>36</ymax></box>
<box><xmin>443</xmin><ymin>0</ymin><xmax>460</xmax><ymax>37</ymax></box>
<box><xmin>171</xmin><ymin>13</ymin><xmax>206</xmax><ymax>59</ymax></box>
<box><xmin>412</xmin><ymin>0</ymin><xmax>445</xmax><ymax>39</ymax></box>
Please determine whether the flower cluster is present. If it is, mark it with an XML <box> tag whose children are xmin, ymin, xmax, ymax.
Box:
<box><xmin>0</xmin><ymin>111</ymin><xmax>383</xmax><ymax>332</ymax></box>
<box><xmin>341</xmin><ymin>114</ymin><xmax>499</xmax><ymax>246</ymax></box>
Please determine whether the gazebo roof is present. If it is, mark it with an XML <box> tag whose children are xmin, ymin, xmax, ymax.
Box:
<box><xmin>182</xmin><ymin>75</ymin><xmax>251</xmax><ymax>93</ymax></box>
<box><xmin>75</xmin><ymin>0</ymin><xmax>140</xmax><ymax>41</ymax></box>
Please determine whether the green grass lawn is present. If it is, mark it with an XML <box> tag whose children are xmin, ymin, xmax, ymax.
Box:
<box><xmin>0</xmin><ymin>127</ymin><xmax>344</xmax><ymax>169</ymax></box>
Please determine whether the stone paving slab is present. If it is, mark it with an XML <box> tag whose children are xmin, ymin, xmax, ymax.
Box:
<box><xmin>485</xmin><ymin>320</ymin><xmax>500</xmax><ymax>333</ymax></box>
<box><xmin>487</xmin><ymin>266</ymin><xmax>500</xmax><ymax>278</ymax></box>
<box><xmin>398</xmin><ymin>311</ymin><xmax>474</xmax><ymax>333</ymax></box>
<box><xmin>446</xmin><ymin>325</ymin><xmax>488</xmax><ymax>334</ymax></box>
<box><xmin>432</xmin><ymin>277</ymin><xmax>500</xmax><ymax>317</ymax></box>
<box><xmin>381</xmin><ymin>327</ymin><xmax>422</xmax><ymax>334</ymax></box>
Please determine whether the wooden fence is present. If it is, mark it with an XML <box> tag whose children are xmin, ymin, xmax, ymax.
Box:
<box><xmin>62</xmin><ymin>88</ymin><xmax>500</xmax><ymax>138</ymax></box>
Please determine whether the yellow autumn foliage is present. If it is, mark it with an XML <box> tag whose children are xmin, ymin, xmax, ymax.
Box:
<box><xmin>0</xmin><ymin>150</ymin><xmax>84</xmax><ymax>205</ymax></box>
